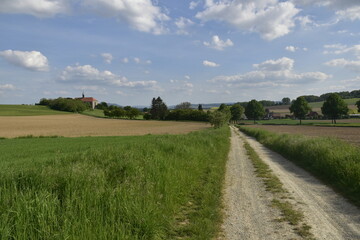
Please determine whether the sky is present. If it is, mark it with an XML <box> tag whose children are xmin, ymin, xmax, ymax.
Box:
<box><xmin>0</xmin><ymin>0</ymin><xmax>359</xmax><ymax>106</ymax></box>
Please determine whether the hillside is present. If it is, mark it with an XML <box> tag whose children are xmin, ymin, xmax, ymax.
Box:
<box><xmin>0</xmin><ymin>105</ymin><xmax>72</xmax><ymax>116</ymax></box>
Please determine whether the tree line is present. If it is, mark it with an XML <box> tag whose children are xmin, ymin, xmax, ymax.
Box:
<box><xmin>38</xmin><ymin>98</ymin><xmax>89</xmax><ymax>112</ymax></box>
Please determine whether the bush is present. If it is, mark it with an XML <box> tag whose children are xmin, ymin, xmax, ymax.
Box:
<box><xmin>165</xmin><ymin>109</ymin><xmax>209</xmax><ymax>122</ymax></box>
<box><xmin>38</xmin><ymin>98</ymin><xmax>89</xmax><ymax>113</ymax></box>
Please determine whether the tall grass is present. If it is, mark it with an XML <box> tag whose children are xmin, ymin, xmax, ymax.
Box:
<box><xmin>0</xmin><ymin>105</ymin><xmax>71</xmax><ymax>116</ymax></box>
<box><xmin>0</xmin><ymin>127</ymin><xmax>230</xmax><ymax>239</ymax></box>
<box><xmin>238</xmin><ymin>126</ymin><xmax>360</xmax><ymax>206</ymax></box>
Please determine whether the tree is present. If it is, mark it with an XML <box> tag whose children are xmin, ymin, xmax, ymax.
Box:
<box><xmin>209</xmin><ymin>111</ymin><xmax>228</xmax><ymax>128</ymax></box>
<box><xmin>150</xmin><ymin>97</ymin><xmax>168</xmax><ymax>120</ymax></box>
<box><xmin>289</xmin><ymin>96</ymin><xmax>311</xmax><ymax>125</ymax></box>
<box><xmin>198</xmin><ymin>104</ymin><xmax>203</xmax><ymax>111</ymax></box>
<box><xmin>321</xmin><ymin>93</ymin><xmax>349</xmax><ymax>124</ymax></box>
<box><xmin>230</xmin><ymin>103</ymin><xmax>244</xmax><ymax>123</ymax></box>
<box><xmin>218</xmin><ymin>103</ymin><xmax>227</xmax><ymax>111</ymax></box>
<box><xmin>356</xmin><ymin>100</ymin><xmax>360</xmax><ymax>113</ymax></box>
<box><xmin>175</xmin><ymin>102</ymin><xmax>191</xmax><ymax>109</ymax></box>
<box><xmin>245</xmin><ymin>100</ymin><xmax>265</xmax><ymax>123</ymax></box>
<box><xmin>126</xmin><ymin>108</ymin><xmax>140</xmax><ymax>119</ymax></box>
<box><xmin>282</xmin><ymin>97</ymin><xmax>291</xmax><ymax>105</ymax></box>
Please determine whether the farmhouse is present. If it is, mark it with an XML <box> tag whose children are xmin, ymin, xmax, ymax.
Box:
<box><xmin>77</xmin><ymin>93</ymin><xmax>98</xmax><ymax>109</ymax></box>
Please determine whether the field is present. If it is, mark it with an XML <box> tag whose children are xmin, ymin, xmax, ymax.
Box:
<box><xmin>266</xmin><ymin>98</ymin><xmax>359</xmax><ymax>115</ymax></box>
<box><xmin>240</xmin><ymin>118</ymin><xmax>360</xmax><ymax>127</ymax></box>
<box><xmin>244</xmin><ymin>124</ymin><xmax>360</xmax><ymax>146</ymax></box>
<box><xmin>0</xmin><ymin>105</ymin><xmax>72</xmax><ymax>116</ymax></box>
<box><xmin>0</xmin><ymin>127</ymin><xmax>230</xmax><ymax>239</ymax></box>
<box><xmin>0</xmin><ymin>114</ymin><xmax>209</xmax><ymax>138</ymax></box>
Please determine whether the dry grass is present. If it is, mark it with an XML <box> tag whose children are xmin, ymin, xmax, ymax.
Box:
<box><xmin>0</xmin><ymin>114</ymin><xmax>210</xmax><ymax>138</ymax></box>
<box><xmin>245</xmin><ymin>125</ymin><xmax>360</xmax><ymax>146</ymax></box>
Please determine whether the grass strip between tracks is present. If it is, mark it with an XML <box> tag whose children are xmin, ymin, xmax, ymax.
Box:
<box><xmin>243</xmin><ymin>139</ymin><xmax>314</xmax><ymax>239</ymax></box>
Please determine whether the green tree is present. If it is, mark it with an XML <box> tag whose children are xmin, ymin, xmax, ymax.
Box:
<box><xmin>150</xmin><ymin>97</ymin><xmax>168</xmax><ymax>120</ymax></box>
<box><xmin>245</xmin><ymin>100</ymin><xmax>265</xmax><ymax>124</ymax></box>
<box><xmin>356</xmin><ymin>100</ymin><xmax>360</xmax><ymax>113</ymax></box>
<box><xmin>175</xmin><ymin>102</ymin><xmax>191</xmax><ymax>109</ymax></box>
<box><xmin>209</xmin><ymin>111</ymin><xmax>228</xmax><ymax>128</ymax></box>
<box><xmin>198</xmin><ymin>104</ymin><xmax>203</xmax><ymax>111</ymax></box>
<box><xmin>289</xmin><ymin>96</ymin><xmax>311</xmax><ymax>125</ymax></box>
<box><xmin>282</xmin><ymin>97</ymin><xmax>291</xmax><ymax>105</ymax></box>
<box><xmin>230</xmin><ymin>103</ymin><xmax>244</xmax><ymax>123</ymax></box>
<box><xmin>321</xmin><ymin>93</ymin><xmax>349</xmax><ymax>124</ymax></box>
<box><xmin>126</xmin><ymin>108</ymin><xmax>140</xmax><ymax>119</ymax></box>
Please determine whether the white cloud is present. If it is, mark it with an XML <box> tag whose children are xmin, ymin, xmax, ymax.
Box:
<box><xmin>81</xmin><ymin>0</ymin><xmax>169</xmax><ymax>34</ymax></box>
<box><xmin>196</xmin><ymin>0</ymin><xmax>300</xmax><ymax>40</ymax></box>
<box><xmin>203</xmin><ymin>35</ymin><xmax>234</xmax><ymax>50</ymax></box>
<box><xmin>175</xmin><ymin>17</ymin><xmax>194</xmax><ymax>35</ymax></box>
<box><xmin>189</xmin><ymin>1</ymin><xmax>200</xmax><ymax>10</ymax></box>
<box><xmin>0</xmin><ymin>0</ymin><xmax>69</xmax><ymax>18</ymax></box>
<box><xmin>285</xmin><ymin>46</ymin><xmax>297</xmax><ymax>52</ymax></box>
<box><xmin>210</xmin><ymin>57</ymin><xmax>330</xmax><ymax>87</ymax></box>
<box><xmin>101</xmin><ymin>53</ymin><xmax>113</xmax><ymax>64</ymax></box>
<box><xmin>0</xmin><ymin>50</ymin><xmax>49</xmax><ymax>71</ymax></box>
<box><xmin>185</xmin><ymin>75</ymin><xmax>191</xmax><ymax>80</ymax></box>
<box><xmin>324</xmin><ymin>58</ymin><xmax>360</xmax><ymax>72</ymax></box>
<box><xmin>0</xmin><ymin>84</ymin><xmax>15</xmax><ymax>90</ymax></box>
<box><xmin>336</xmin><ymin>6</ymin><xmax>360</xmax><ymax>21</ymax></box>
<box><xmin>203</xmin><ymin>60</ymin><xmax>220</xmax><ymax>67</ymax></box>
<box><xmin>59</xmin><ymin>64</ymin><xmax>157</xmax><ymax>88</ymax></box>
<box><xmin>134</xmin><ymin>57</ymin><xmax>141</xmax><ymax>64</ymax></box>
<box><xmin>323</xmin><ymin>44</ymin><xmax>360</xmax><ymax>57</ymax></box>
<box><xmin>122</xmin><ymin>57</ymin><xmax>129</xmax><ymax>63</ymax></box>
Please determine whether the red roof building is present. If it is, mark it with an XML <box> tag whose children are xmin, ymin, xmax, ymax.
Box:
<box><xmin>77</xmin><ymin>94</ymin><xmax>98</xmax><ymax>109</ymax></box>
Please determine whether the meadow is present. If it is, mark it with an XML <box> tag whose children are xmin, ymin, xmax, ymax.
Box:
<box><xmin>237</xmin><ymin>126</ymin><xmax>360</xmax><ymax>207</ymax></box>
<box><xmin>0</xmin><ymin>127</ymin><xmax>230</xmax><ymax>239</ymax></box>
<box><xmin>0</xmin><ymin>105</ymin><xmax>72</xmax><ymax>116</ymax></box>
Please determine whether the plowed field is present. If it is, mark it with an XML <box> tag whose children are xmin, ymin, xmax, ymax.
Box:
<box><xmin>0</xmin><ymin>114</ymin><xmax>209</xmax><ymax>138</ymax></box>
<box><xmin>245</xmin><ymin>125</ymin><xmax>360</xmax><ymax>146</ymax></box>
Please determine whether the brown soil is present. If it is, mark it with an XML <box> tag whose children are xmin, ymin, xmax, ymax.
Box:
<box><xmin>0</xmin><ymin>114</ymin><xmax>210</xmax><ymax>138</ymax></box>
<box><xmin>245</xmin><ymin>125</ymin><xmax>360</xmax><ymax>146</ymax></box>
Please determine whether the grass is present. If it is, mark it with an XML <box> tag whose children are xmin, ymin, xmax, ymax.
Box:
<box><xmin>239</xmin><ymin>118</ymin><xmax>360</xmax><ymax>127</ymax></box>
<box><xmin>238</xmin><ymin>126</ymin><xmax>360</xmax><ymax>207</ymax></box>
<box><xmin>0</xmin><ymin>105</ymin><xmax>71</xmax><ymax>116</ymax></box>
<box><xmin>243</xmin><ymin>141</ymin><xmax>313</xmax><ymax>239</ymax></box>
<box><xmin>0</xmin><ymin>127</ymin><xmax>230</xmax><ymax>239</ymax></box>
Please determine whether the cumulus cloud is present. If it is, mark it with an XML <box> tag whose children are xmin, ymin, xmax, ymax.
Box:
<box><xmin>0</xmin><ymin>50</ymin><xmax>49</xmax><ymax>71</ymax></box>
<box><xmin>0</xmin><ymin>0</ymin><xmax>69</xmax><ymax>17</ymax></box>
<box><xmin>101</xmin><ymin>53</ymin><xmax>113</xmax><ymax>64</ymax></box>
<box><xmin>59</xmin><ymin>64</ymin><xmax>157</xmax><ymax>88</ymax></box>
<box><xmin>210</xmin><ymin>57</ymin><xmax>330</xmax><ymax>87</ymax></box>
<box><xmin>196</xmin><ymin>0</ymin><xmax>300</xmax><ymax>40</ymax></box>
<box><xmin>203</xmin><ymin>60</ymin><xmax>220</xmax><ymax>67</ymax></box>
<box><xmin>132</xmin><ymin>57</ymin><xmax>151</xmax><ymax>64</ymax></box>
<box><xmin>122</xmin><ymin>57</ymin><xmax>129</xmax><ymax>63</ymax></box>
<box><xmin>203</xmin><ymin>35</ymin><xmax>234</xmax><ymax>50</ymax></box>
<box><xmin>285</xmin><ymin>45</ymin><xmax>297</xmax><ymax>52</ymax></box>
<box><xmin>81</xmin><ymin>0</ymin><xmax>169</xmax><ymax>34</ymax></box>
<box><xmin>175</xmin><ymin>17</ymin><xmax>194</xmax><ymax>35</ymax></box>
<box><xmin>1</xmin><ymin>0</ymin><xmax>169</xmax><ymax>34</ymax></box>
<box><xmin>324</xmin><ymin>58</ymin><xmax>360</xmax><ymax>72</ymax></box>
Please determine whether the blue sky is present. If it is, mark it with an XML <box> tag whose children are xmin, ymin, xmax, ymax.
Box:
<box><xmin>0</xmin><ymin>0</ymin><xmax>359</xmax><ymax>106</ymax></box>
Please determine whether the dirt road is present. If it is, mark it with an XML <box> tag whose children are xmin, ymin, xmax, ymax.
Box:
<box><xmin>221</xmin><ymin>127</ymin><xmax>360</xmax><ymax>239</ymax></box>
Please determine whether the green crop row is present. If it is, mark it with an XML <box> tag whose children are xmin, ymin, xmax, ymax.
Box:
<box><xmin>237</xmin><ymin>126</ymin><xmax>360</xmax><ymax>207</ymax></box>
<box><xmin>0</xmin><ymin>127</ymin><xmax>230</xmax><ymax>239</ymax></box>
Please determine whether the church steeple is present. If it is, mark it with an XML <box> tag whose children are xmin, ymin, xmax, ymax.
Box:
<box><xmin>82</xmin><ymin>92</ymin><xmax>85</xmax><ymax>98</ymax></box>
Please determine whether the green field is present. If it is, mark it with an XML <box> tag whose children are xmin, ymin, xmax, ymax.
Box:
<box><xmin>238</xmin><ymin>126</ymin><xmax>360</xmax><ymax>207</ymax></box>
<box><xmin>0</xmin><ymin>105</ymin><xmax>71</xmax><ymax>116</ymax></box>
<box><xmin>0</xmin><ymin>127</ymin><xmax>230</xmax><ymax>239</ymax></box>
<box><xmin>308</xmin><ymin>98</ymin><xmax>360</xmax><ymax>109</ymax></box>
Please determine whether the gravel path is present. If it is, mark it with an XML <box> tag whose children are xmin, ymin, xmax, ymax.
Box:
<box><xmin>222</xmin><ymin>127</ymin><xmax>360</xmax><ymax>240</ymax></box>
<box><xmin>221</xmin><ymin>127</ymin><xmax>300</xmax><ymax>239</ymax></box>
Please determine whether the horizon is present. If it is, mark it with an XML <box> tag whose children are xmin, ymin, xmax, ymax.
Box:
<box><xmin>1</xmin><ymin>1</ymin><xmax>359</xmax><ymax>106</ymax></box>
